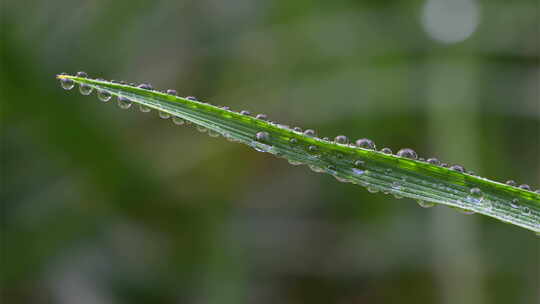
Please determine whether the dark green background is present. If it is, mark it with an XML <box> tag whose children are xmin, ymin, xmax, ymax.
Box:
<box><xmin>2</xmin><ymin>1</ymin><xmax>539</xmax><ymax>303</ymax></box>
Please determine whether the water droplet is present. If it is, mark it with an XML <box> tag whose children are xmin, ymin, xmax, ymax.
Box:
<box><xmin>380</xmin><ymin>147</ymin><xmax>392</xmax><ymax>154</ymax></box>
<box><xmin>196</xmin><ymin>125</ymin><xmax>207</xmax><ymax>133</ymax></box>
<box><xmin>97</xmin><ymin>90</ymin><xmax>111</xmax><ymax>102</ymax></box>
<box><xmin>505</xmin><ymin>180</ymin><xmax>517</xmax><ymax>186</ymax></box>
<box><xmin>79</xmin><ymin>83</ymin><xmax>93</xmax><ymax>95</ymax></box>
<box><xmin>519</xmin><ymin>184</ymin><xmax>531</xmax><ymax>191</ymax></box>
<box><xmin>354</xmin><ymin>160</ymin><xmax>365</xmax><ymax>168</ymax></box>
<box><xmin>385</xmin><ymin>168</ymin><xmax>392</xmax><ymax>174</ymax></box>
<box><xmin>172</xmin><ymin>117</ymin><xmax>185</xmax><ymax>125</ymax></box>
<box><xmin>535</xmin><ymin>190</ymin><xmax>540</xmax><ymax>194</ymax></box>
<box><xmin>293</xmin><ymin>127</ymin><xmax>302</xmax><ymax>132</ymax></box>
<box><xmin>139</xmin><ymin>105</ymin><xmax>151</xmax><ymax>113</ymax></box>
<box><xmin>418</xmin><ymin>157</ymin><xmax>425</xmax><ymax>161</ymax></box>
<box><xmin>309</xmin><ymin>165</ymin><xmax>325</xmax><ymax>173</ymax></box>
<box><xmin>304</xmin><ymin>129</ymin><xmax>316</xmax><ymax>137</ymax></box>
<box><xmin>326</xmin><ymin>165</ymin><xmax>337</xmax><ymax>174</ymax></box>
<box><xmin>334</xmin><ymin>135</ymin><xmax>349</xmax><ymax>144</ymax></box>
<box><xmin>427</xmin><ymin>158</ymin><xmax>440</xmax><ymax>165</ymax></box>
<box><xmin>76</xmin><ymin>71</ymin><xmax>88</xmax><ymax>78</ymax></box>
<box><xmin>367</xmin><ymin>187</ymin><xmax>379</xmax><ymax>193</ymax></box>
<box><xmin>467</xmin><ymin>187</ymin><xmax>483</xmax><ymax>204</ymax></box>
<box><xmin>60</xmin><ymin>78</ymin><xmax>74</xmax><ymax>90</ymax></box>
<box><xmin>186</xmin><ymin>96</ymin><xmax>198</xmax><ymax>101</ymax></box>
<box><xmin>308</xmin><ymin>145</ymin><xmax>318</xmax><ymax>153</ymax></box>
<box><xmin>510</xmin><ymin>199</ymin><xmax>520</xmax><ymax>209</ymax></box>
<box><xmin>322</xmin><ymin>137</ymin><xmax>330</xmax><ymax>141</ymax></box>
<box><xmin>256</xmin><ymin>114</ymin><xmax>267</xmax><ymax>120</ymax></box>
<box><xmin>391</xmin><ymin>181</ymin><xmax>401</xmax><ymax>190</ymax></box>
<box><xmin>355</xmin><ymin>138</ymin><xmax>375</xmax><ymax>150</ymax></box>
<box><xmin>166</xmin><ymin>89</ymin><xmax>177</xmax><ymax>95</ymax></box>
<box><xmin>441</xmin><ymin>163</ymin><xmax>449</xmax><ymax>168</ymax></box>
<box><xmin>117</xmin><ymin>96</ymin><xmax>132</xmax><ymax>109</ymax></box>
<box><xmin>417</xmin><ymin>200</ymin><xmax>435</xmax><ymax>208</ymax></box>
<box><xmin>159</xmin><ymin>111</ymin><xmax>170</xmax><ymax>119</ymax></box>
<box><xmin>240</xmin><ymin>110</ymin><xmax>251</xmax><ymax>116</ymax></box>
<box><xmin>138</xmin><ymin>83</ymin><xmax>153</xmax><ymax>90</ymax></box>
<box><xmin>450</xmin><ymin>165</ymin><xmax>465</xmax><ymax>172</ymax></box>
<box><xmin>469</xmin><ymin>187</ymin><xmax>482</xmax><ymax>197</ymax></box>
<box><xmin>208</xmin><ymin>130</ymin><xmax>220</xmax><ymax>138</ymax></box>
<box><xmin>221</xmin><ymin>106</ymin><xmax>230</xmax><ymax>110</ymax></box>
<box><xmin>352</xmin><ymin>168</ymin><xmax>365</xmax><ymax>175</ymax></box>
<box><xmin>396</xmin><ymin>148</ymin><xmax>417</xmax><ymax>160</ymax></box>
<box><xmin>522</xmin><ymin>206</ymin><xmax>531</xmax><ymax>215</ymax></box>
<box><xmin>290</xmin><ymin>138</ymin><xmax>298</xmax><ymax>144</ymax></box>
<box><xmin>288</xmin><ymin>159</ymin><xmax>302</xmax><ymax>166</ymax></box>
<box><xmin>256</xmin><ymin>131</ymin><xmax>269</xmax><ymax>142</ymax></box>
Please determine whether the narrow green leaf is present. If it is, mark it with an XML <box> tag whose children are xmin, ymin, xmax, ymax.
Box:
<box><xmin>57</xmin><ymin>73</ymin><xmax>540</xmax><ymax>233</ymax></box>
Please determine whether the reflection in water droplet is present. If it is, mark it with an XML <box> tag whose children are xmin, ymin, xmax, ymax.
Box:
<box><xmin>97</xmin><ymin>90</ymin><xmax>111</xmax><ymax>102</ymax></box>
<box><xmin>397</xmin><ymin>148</ymin><xmax>418</xmax><ymax>160</ymax></box>
<box><xmin>417</xmin><ymin>200</ymin><xmax>435</xmax><ymax>208</ymax></box>
<box><xmin>172</xmin><ymin>117</ymin><xmax>185</xmax><ymax>125</ymax></box>
<box><xmin>356</xmin><ymin>138</ymin><xmax>375</xmax><ymax>150</ymax></box>
<box><xmin>60</xmin><ymin>78</ymin><xmax>74</xmax><ymax>90</ymax></box>
<box><xmin>117</xmin><ymin>96</ymin><xmax>132</xmax><ymax>109</ymax></box>
<box><xmin>159</xmin><ymin>111</ymin><xmax>170</xmax><ymax>119</ymax></box>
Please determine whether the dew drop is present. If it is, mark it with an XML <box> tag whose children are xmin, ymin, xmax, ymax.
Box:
<box><xmin>196</xmin><ymin>125</ymin><xmax>207</xmax><ymax>133</ymax></box>
<box><xmin>391</xmin><ymin>181</ymin><xmax>401</xmax><ymax>190</ymax></box>
<box><xmin>166</xmin><ymin>89</ymin><xmax>177</xmax><ymax>95</ymax></box>
<box><xmin>427</xmin><ymin>158</ymin><xmax>440</xmax><ymax>165</ymax></box>
<box><xmin>535</xmin><ymin>190</ymin><xmax>540</xmax><ymax>194</ymax></box>
<box><xmin>290</xmin><ymin>138</ymin><xmax>298</xmax><ymax>144</ymax></box>
<box><xmin>288</xmin><ymin>159</ymin><xmax>302</xmax><ymax>166</ymax></box>
<box><xmin>293</xmin><ymin>127</ymin><xmax>302</xmax><ymax>132</ymax></box>
<box><xmin>354</xmin><ymin>160</ymin><xmax>365</xmax><ymax>168</ymax></box>
<box><xmin>139</xmin><ymin>105</ymin><xmax>151</xmax><ymax>113</ymax></box>
<box><xmin>467</xmin><ymin>187</ymin><xmax>484</xmax><ymax>204</ymax></box>
<box><xmin>417</xmin><ymin>200</ymin><xmax>435</xmax><ymax>208</ymax></box>
<box><xmin>510</xmin><ymin>199</ymin><xmax>520</xmax><ymax>209</ymax></box>
<box><xmin>355</xmin><ymin>138</ymin><xmax>375</xmax><ymax>150</ymax></box>
<box><xmin>308</xmin><ymin>145</ymin><xmax>318</xmax><ymax>153</ymax></box>
<box><xmin>255</xmin><ymin>131</ymin><xmax>269</xmax><ymax>142</ymax></box>
<box><xmin>76</xmin><ymin>71</ymin><xmax>88</xmax><ymax>78</ymax></box>
<box><xmin>117</xmin><ymin>96</ymin><xmax>132</xmax><ymax>109</ymax></box>
<box><xmin>256</xmin><ymin>114</ymin><xmax>267</xmax><ymax>120</ymax></box>
<box><xmin>240</xmin><ymin>110</ymin><xmax>251</xmax><ymax>116</ymax></box>
<box><xmin>322</xmin><ymin>137</ymin><xmax>330</xmax><ymax>141</ymax></box>
<box><xmin>441</xmin><ymin>163</ymin><xmax>449</xmax><ymax>168</ymax></box>
<box><xmin>137</xmin><ymin>83</ymin><xmax>153</xmax><ymax>90</ymax></box>
<box><xmin>367</xmin><ymin>187</ymin><xmax>379</xmax><ymax>193</ymax></box>
<box><xmin>97</xmin><ymin>90</ymin><xmax>111</xmax><ymax>102</ymax></box>
<box><xmin>79</xmin><ymin>83</ymin><xmax>93</xmax><ymax>95</ymax></box>
<box><xmin>519</xmin><ymin>184</ymin><xmax>531</xmax><ymax>191</ymax></box>
<box><xmin>506</xmin><ymin>180</ymin><xmax>517</xmax><ymax>186</ymax></box>
<box><xmin>60</xmin><ymin>78</ymin><xmax>74</xmax><ymax>90</ymax></box>
<box><xmin>352</xmin><ymin>168</ymin><xmax>365</xmax><ymax>175</ymax></box>
<box><xmin>221</xmin><ymin>106</ymin><xmax>231</xmax><ymax>111</ymax></box>
<box><xmin>380</xmin><ymin>147</ymin><xmax>392</xmax><ymax>154</ymax></box>
<box><xmin>334</xmin><ymin>135</ymin><xmax>349</xmax><ymax>144</ymax></box>
<box><xmin>186</xmin><ymin>96</ymin><xmax>198</xmax><ymax>101</ymax></box>
<box><xmin>450</xmin><ymin>165</ymin><xmax>465</xmax><ymax>173</ymax></box>
<box><xmin>304</xmin><ymin>129</ymin><xmax>316</xmax><ymax>137</ymax></box>
<box><xmin>172</xmin><ymin>117</ymin><xmax>185</xmax><ymax>125</ymax></box>
<box><xmin>309</xmin><ymin>165</ymin><xmax>325</xmax><ymax>173</ymax></box>
<box><xmin>396</xmin><ymin>148</ymin><xmax>417</xmax><ymax>160</ymax></box>
<box><xmin>208</xmin><ymin>130</ymin><xmax>220</xmax><ymax>138</ymax></box>
<box><xmin>454</xmin><ymin>207</ymin><xmax>475</xmax><ymax>215</ymax></box>
<box><xmin>159</xmin><ymin>111</ymin><xmax>170</xmax><ymax>119</ymax></box>
<box><xmin>522</xmin><ymin>206</ymin><xmax>531</xmax><ymax>215</ymax></box>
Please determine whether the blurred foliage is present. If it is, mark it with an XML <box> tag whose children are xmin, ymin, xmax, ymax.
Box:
<box><xmin>1</xmin><ymin>0</ymin><xmax>539</xmax><ymax>303</ymax></box>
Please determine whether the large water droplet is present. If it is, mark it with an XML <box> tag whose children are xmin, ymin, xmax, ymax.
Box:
<box><xmin>255</xmin><ymin>131</ymin><xmax>269</xmax><ymax>142</ymax></box>
<box><xmin>334</xmin><ymin>135</ymin><xmax>349</xmax><ymax>144</ymax></box>
<box><xmin>467</xmin><ymin>187</ymin><xmax>483</xmax><ymax>204</ymax></box>
<box><xmin>380</xmin><ymin>147</ymin><xmax>392</xmax><ymax>154</ymax></box>
<box><xmin>450</xmin><ymin>165</ymin><xmax>465</xmax><ymax>172</ymax></box>
<box><xmin>79</xmin><ymin>84</ymin><xmax>93</xmax><ymax>95</ymax></box>
<box><xmin>397</xmin><ymin>148</ymin><xmax>417</xmax><ymax>160</ymax></box>
<box><xmin>356</xmin><ymin>138</ymin><xmax>375</xmax><ymax>150</ymax></box>
<box><xmin>117</xmin><ymin>96</ymin><xmax>132</xmax><ymax>109</ymax></box>
<box><xmin>427</xmin><ymin>158</ymin><xmax>440</xmax><ymax>165</ymax></box>
<box><xmin>139</xmin><ymin>105</ymin><xmax>151</xmax><ymax>113</ymax></box>
<box><xmin>159</xmin><ymin>111</ymin><xmax>170</xmax><ymax>119</ymax></box>
<box><xmin>304</xmin><ymin>129</ymin><xmax>316</xmax><ymax>137</ymax></box>
<box><xmin>60</xmin><ymin>78</ymin><xmax>74</xmax><ymax>90</ymax></box>
<box><xmin>172</xmin><ymin>117</ymin><xmax>185</xmax><ymax>125</ymax></box>
<box><xmin>417</xmin><ymin>200</ymin><xmax>435</xmax><ymax>208</ymax></box>
<box><xmin>97</xmin><ymin>90</ymin><xmax>111</xmax><ymax>102</ymax></box>
<box><xmin>519</xmin><ymin>184</ymin><xmax>531</xmax><ymax>191</ymax></box>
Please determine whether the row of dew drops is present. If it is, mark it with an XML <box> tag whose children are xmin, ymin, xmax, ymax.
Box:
<box><xmin>60</xmin><ymin>72</ymin><xmax>540</xmax><ymax>223</ymax></box>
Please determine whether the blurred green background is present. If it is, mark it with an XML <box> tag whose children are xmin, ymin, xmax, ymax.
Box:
<box><xmin>1</xmin><ymin>0</ymin><xmax>539</xmax><ymax>303</ymax></box>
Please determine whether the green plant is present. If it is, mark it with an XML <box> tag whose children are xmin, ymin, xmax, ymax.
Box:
<box><xmin>57</xmin><ymin>72</ymin><xmax>540</xmax><ymax>234</ymax></box>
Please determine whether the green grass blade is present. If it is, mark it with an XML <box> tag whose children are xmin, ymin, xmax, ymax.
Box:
<box><xmin>57</xmin><ymin>73</ymin><xmax>540</xmax><ymax>233</ymax></box>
